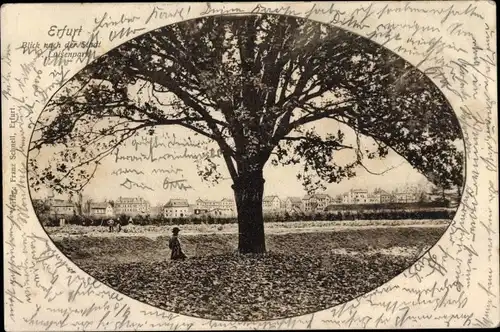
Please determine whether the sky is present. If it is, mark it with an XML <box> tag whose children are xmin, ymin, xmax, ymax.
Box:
<box><xmin>31</xmin><ymin>117</ymin><xmax>437</xmax><ymax>206</ymax></box>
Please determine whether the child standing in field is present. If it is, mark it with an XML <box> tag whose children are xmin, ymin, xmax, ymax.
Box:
<box><xmin>169</xmin><ymin>227</ymin><xmax>186</xmax><ymax>261</ymax></box>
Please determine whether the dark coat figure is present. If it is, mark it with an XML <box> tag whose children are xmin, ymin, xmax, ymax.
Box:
<box><xmin>107</xmin><ymin>219</ymin><xmax>115</xmax><ymax>232</ymax></box>
<box><xmin>169</xmin><ymin>227</ymin><xmax>186</xmax><ymax>260</ymax></box>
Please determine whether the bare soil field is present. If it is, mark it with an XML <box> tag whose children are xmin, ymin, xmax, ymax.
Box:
<box><xmin>47</xmin><ymin>219</ymin><xmax>450</xmax><ymax>239</ymax></box>
<box><xmin>51</xmin><ymin>223</ymin><xmax>449</xmax><ymax>321</ymax></box>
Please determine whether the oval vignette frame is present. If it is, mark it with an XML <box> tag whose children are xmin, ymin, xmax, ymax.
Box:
<box><xmin>26</xmin><ymin>11</ymin><xmax>467</xmax><ymax>323</ymax></box>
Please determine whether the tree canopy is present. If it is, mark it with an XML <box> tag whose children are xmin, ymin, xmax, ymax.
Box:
<box><xmin>29</xmin><ymin>14</ymin><xmax>464</xmax><ymax>197</ymax></box>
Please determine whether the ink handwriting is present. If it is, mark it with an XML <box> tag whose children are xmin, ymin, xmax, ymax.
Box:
<box><xmin>119</xmin><ymin>178</ymin><xmax>154</xmax><ymax>191</ymax></box>
<box><xmin>163</xmin><ymin>178</ymin><xmax>193</xmax><ymax>191</ymax></box>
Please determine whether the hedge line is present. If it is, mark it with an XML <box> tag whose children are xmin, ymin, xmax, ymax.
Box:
<box><xmin>41</xmin><ymin>208</ymin><xmax>454</xmax><ymax>227</ymax></box>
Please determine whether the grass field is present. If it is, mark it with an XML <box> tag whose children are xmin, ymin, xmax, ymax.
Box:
<box><xmin>51</xmin><ymin>220</ymin><xmax>450</xmax><ymax>320</ymax></box>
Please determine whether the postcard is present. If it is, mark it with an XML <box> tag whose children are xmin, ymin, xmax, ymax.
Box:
<box><xmin>2</xmin><ymin>2</ymin><xmax>498</xmax><ymax>330</ymax></box>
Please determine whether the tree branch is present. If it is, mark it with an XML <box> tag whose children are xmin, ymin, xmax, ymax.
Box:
<box><xmin>282</xmin><ymin>135</ymin><xmax>353</xmax><ymax>150</ymax></box>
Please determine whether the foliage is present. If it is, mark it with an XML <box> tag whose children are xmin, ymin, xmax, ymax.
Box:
<box><xmin>42</xmin><ymin>207</ymin><xmax>454</xmax><ymax>228</ymax></box>
<box><xmin>117</xmin><ymin>214</ymin><xmax>130</xmax><ymax>226</ymax></box>
<box><xmin>32</xmin><ymin>199</ymin><xmax>51</xmax><ymax>215</ymax></box>
<box><xmin>29</xmin><ymin>15</ymin><xmax>464</xmax><ymax>196</ymax></box>
<box><xmin>54</xmin><ymin>226</ymin><xmax>446</xmax><ymax>320</ymax></box>
<box><xmin>82</xmin><ymin>253</ymin><xmax>411</xmax><ymax>320</ymax></box>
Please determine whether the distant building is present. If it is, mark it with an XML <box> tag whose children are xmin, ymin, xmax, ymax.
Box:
<box><xmin>89</xmin><ymin>203</ymin><xmax>106</xmax><ymax>216</ymax></box>
<box><xmin>344</xmin><ymin>189</ymin><xmax>368</xmax><ymax>204</ymax></box>
<box><xmin>164</xmin><ymin>199</ymin><xmax>192</xmax><ymax>218</ymax></box>
<box><xmin>192</xmin><ymin>198</ymin><xmax>237</xmax><ymax>217</ymax></box>
<box><xmin>367</xmin><ymin>193</ymin><xmax>381</xmax><ymax>204</ymax></box>
<box><xmin>106</xmin><ymin>203</ymin><xmax>115</xmax><ymax>217</ymax></box>
<box><xmin>283</xmin><ymin>197</ymin><xmax>303</xmax><ymax>212</ymax></box>
<box><xmin>263</xmin><ymin>196</ymin><xmax>282</xmax><ymax>211</ymax></box>
<box><xmin>89</xmin><ymin>202</ymin><xmax>114</xmax><ymax>217</ymax></box>
<box><xmin>331</xmin><ymin>195</ymin><xmax>343</xmax><ymax>204</ymax></box>
<box><xmin>314</xmin><ymin>194</ymin><xmax>331</xmax><ymax>210</ymax></box>
<box><xmin>196</xmin><ymin>198</ymin><xmax>222</xmax><ymax>210</ymax></box>
<box><xmin>220</xmin><ymin>198</ymin><xmax>236</xmax><ymax>210</ymax></box>
<box><xmin>378</xmin><ymin>190</ymin><xmax>394</xmax><ymax>203</ymax></box>
<box><xmin>150</xmin><ymin>205</ymin><xmax>165</xmax><ymax>217</ymax></box>
<box><xmin>303</xmin><ymin>194</ymin><xmax>331</xmax><ymax>212</ymax></box>
<box><xmin>303</xmin><ymin>197</ymin><xmax>318</xmax><ymax>212</ymax></box>
<box><xmin>50</xmin><ymin>201</ymin><xmax>75</xmax><ymax>216</ymax></box>
<box><xmin>193</xmin><ymin>207</ymin><xmax>209</xmax><ymax>216</ymax></box>
<box><xmin>342</xmin><ymin>193</ymin><xmax>350</xmax><ymax>204</ymax></box>
<box><xmin>114</xmin><ymin>197</ymin><xmax>151</xmax><ymax>216</ymax></box>
<box><xmin>219</xmin><ymin>198</ymin><xmax>236</xmax><ymax>217</ymax></box>
<box><xmin>394</xmin><ymin>192</ymin><xmax>418</xmax><ymax>203</ymax></box>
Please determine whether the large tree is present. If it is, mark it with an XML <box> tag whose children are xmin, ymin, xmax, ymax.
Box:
<box><xmin>29</xmin><ymin>15</ymin><xmax>464</xmax><ymax>253</ymax></box>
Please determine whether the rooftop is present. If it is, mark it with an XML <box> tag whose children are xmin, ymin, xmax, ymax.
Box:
<box><xmin>90</xmin><ymin>203</ymin><xmax>109</xmax><ymax>209</ymax></box>
<box><xmin>303</xmin><ymin>193</ymin><xmax>331</xmax><ymax>200</ymax></box>
<box><xmin>263</xmin><ymin>196</ymin><xmax>280</xmax><ymax>202</ymax></box>
<box><xmin>116</xmin><ymin>197</ymin><xmax>147</xmax><ymax>203</ymax></box>
<box><xmin>52</xmin><ymin>202</ymin><xmax>75</xmax><ymax>208</ymax></box>
<box><xmin>165</xmin><ymin>199</ymin><xmax>190</xmax><ymax>207</ymax></box>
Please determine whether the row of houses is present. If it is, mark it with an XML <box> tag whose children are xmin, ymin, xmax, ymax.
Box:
<box><xmin>273</xmin><ymin>189</ymin><xmax>422</xmax><ymax>214</ymax></box>
<box><xmin>164</xmin><ymin>198</ymin><xmax>236</xmax><ymax>218</ymax></box>
<box><xmin>46</xmin><ymin>196</ymin><xmax>236</xmax><ymax>219</ymax></box>
<box><xmin>163</xmin><ymin>196</ymin><xmax>290</xmax><ymax>218</ymax></box>
<box><xmin>341</xmin><ymin>189</ymin><xmax>419</xmax><ymax>205</ymax></box>
<box><xmin>47</xmin><ymin>196</ymin><xmax>151</xmax><ymax>218</ymax></box>
<box><xmin>43</xmin><ymin>188</ymin><xmax>433</xmax><ymax>219</ymax></box>
<box><xmin>163</xmin><ymin>188</ymin><xmax>425</xmax><ymax>218</ymax></box>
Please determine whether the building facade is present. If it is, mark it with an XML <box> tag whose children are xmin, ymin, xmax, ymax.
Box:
<box><xmin>263</xmin><ymin>196</ymin><xmax>282</xmax><ymax>212</ymax></box>
<box><xmin>303</xmin><ymin>194</ymin><xmax>332</xmax><ymax>212</ymax></box>
<box><xmin>302</xmin><ymin>196</ymin><xmax>316</xmax><ymax>212</ymax></box>
<box><xmin>89</xmin><ymin>202</ymin><xmax>114</xmax><ymax>217</ymax></box>
<box><xmin>164</xmin><ymin>199</ymin><xmax>192</xmax><ymax>218</ymax></box>
<box><xmin>106</xmin><ymin>204</ymin><xmax>114</xmax><ymax>217</ymax></box>
<box><xmin>220</xmin><ymin>198</ymin><xmax>236</xmax><ymax>210</ymax></box>
<box><xmin>330</xmin><ymin>195</ymin><xmax>343</xmax><ymax>205</ymax></box>
<box><xmin>379</xmin><ymin>190</ymin><xmax>394</xmax><ymax>203</ymax></box>
<box><xmin>114</xmin><ymin>197</ymin><xmax>151</xmax><ymax>216</ymax></box>
<box><xmin>50</xmin><ymin>201</ymin><xmax>76</xmax><ymax>216</ymax></box>
<box><xmin>194</xmin><ymin>198</ymin><xmax>236</xmax><ymax>217</ymax></box>
<box><xmin>284</xmin><ymin>197</ymin><xmax>303</xmax><ymax>212</ymax></box>
<box><xmin>313</xmin><ymin>194</ymin><xmax>331</xmax><ymax>210</ymax></box>
<box><xmin>344</xmin><ymin>189</ymin><xmax>369</xmax><ymax>204</ymax></box>
<box><xmin>367</xmin><ymin>193</ymin><xmax>381</xmax><ymax>204</ymax></box>
<box><xmin>196</xmin><ymin>198</ymin><xmax>222</xmax><ymax>210</ymax></box>
<box><xmin>342</xmin><ymin>193</ymin><xmax>350</xmax><ymax>204</ymax></box>
<box><xmin>393</xmin><ymin>192</ymin><xmax>418</xmax><ymax>203</ymax></box>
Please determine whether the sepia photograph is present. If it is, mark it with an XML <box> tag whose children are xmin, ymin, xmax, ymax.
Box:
<box><xmin>27</xmin><ymin>14</ymin><xmax>465</xmax><ymax>321</ymax></box>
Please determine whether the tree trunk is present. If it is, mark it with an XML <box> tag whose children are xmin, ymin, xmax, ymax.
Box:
<box><xmin>232</xmin><ymin>168</ymin><xmax>266</xmax><ymax>254</ymax></box>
